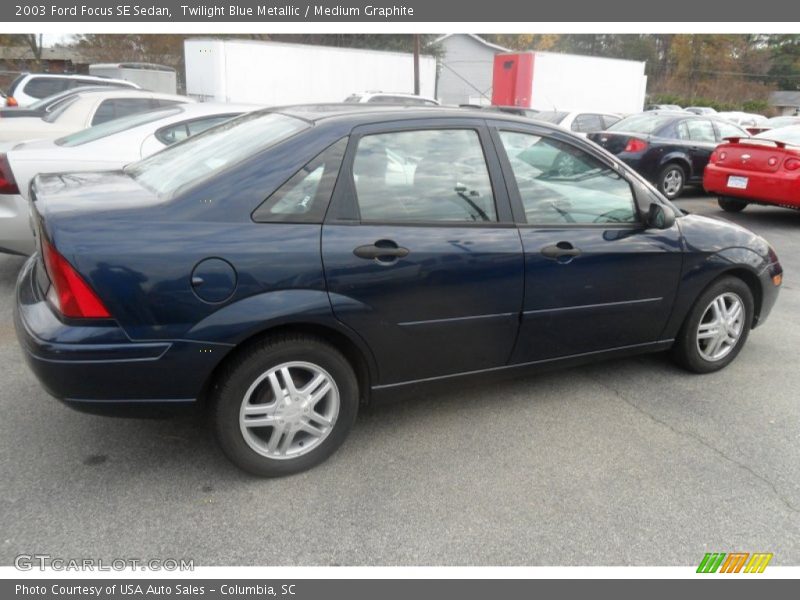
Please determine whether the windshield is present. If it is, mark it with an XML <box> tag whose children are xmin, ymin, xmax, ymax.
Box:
<box><xmin>125</xmin><ymin>111</ymin><xmax>309</xmax><ymax>198</ymax></box>
<box><xmin>343</xmin><ymin>95</ymin><xmax>362</xmax><ymax>103</ymax></box>
<box><xmin>756</xmin><ymin>126</ymin><xmax>800</xmax><ymax>146</ymax></box>
<box><xmin>608</xmin><ymin>113</ymin><xmax>674</xmax><ymax>134</ymax></box>
<box><xmin>533</xmin><ymin>111</ymin><xmax>568</xmax><ymax>124</ymax></box>
<box><xmin>55</xmin><ymin>107</ymin><xmax>183</xmax><ymax>147</ymax></box>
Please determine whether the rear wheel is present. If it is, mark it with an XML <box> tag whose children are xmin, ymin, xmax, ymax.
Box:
<box><xmin>213</xmin><ymin>334</ymin><xmax>359</xmax><ymax>476</ymax></box>
<box><xmin>672</xmin><ymin>276</ymin><xmax>753</xmax><ymax>373</ymax></box>
<box><xmin>718</xmin><ymin>196</ymin><xmax>748</xmax><ymax>212</ymax></box>
<box><xmin>657</xmin><ymin>163</ymin><xmax>686</xmax><ymax>199</ymax></box>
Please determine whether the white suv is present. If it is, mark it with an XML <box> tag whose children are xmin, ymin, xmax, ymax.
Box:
<box><xmin>5</xmin><ymin>73</ymin><xmax>139</xmax><ymax>107</ymax></box>
<box><xmin>343</xmin><ymin>92</ymin><xmax>439</xmax><ymax>106</ymax></box>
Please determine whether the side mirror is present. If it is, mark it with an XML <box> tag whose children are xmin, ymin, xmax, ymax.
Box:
<box><xmin>647</xmin><ymin>203</ymin><xmax>675</xmax><ymax>229</ymax></box>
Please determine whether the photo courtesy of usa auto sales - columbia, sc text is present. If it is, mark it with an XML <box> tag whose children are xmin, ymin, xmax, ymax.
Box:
<box><xmin>16</xmin><ymin>4</ymin><xmax>417</xmax><ymax>18</ymax></box>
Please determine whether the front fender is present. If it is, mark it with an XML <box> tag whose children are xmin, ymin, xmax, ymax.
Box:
<box><xmin>661</xmin><ymin>246</ymin><xmax>769</xmax><ymax>340</ymax></box>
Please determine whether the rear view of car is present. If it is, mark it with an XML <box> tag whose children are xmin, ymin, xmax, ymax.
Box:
<box><xmin>704</xmin><ymin>126</ymin><xmax>800</xmax><ymax>212</ymax></box>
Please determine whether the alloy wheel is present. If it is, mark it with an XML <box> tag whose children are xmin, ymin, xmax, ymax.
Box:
<box><xmin>239</xmin><ymin>361</ymin><xmax>340</xmax><ymax>460</ymax></box>
<box><xmin>695</xmin><ymin>292</ymin><xmax>745</xmax><ymax>362</ymax></box>
<box><xmin>662</xmin><ymin>168</ymin><xmax>683</xmax><ymax>198</ymax></box>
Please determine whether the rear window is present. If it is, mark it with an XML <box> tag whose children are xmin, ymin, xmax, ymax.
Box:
<box><xmin>533</xmin><ymin>111</ymin><xmax>568</xmax><ymax>125</ymax></box>
<box><xmin>608</xmin><ymin>114</ymin><xmax>675</xmax><ymax>135</ymax></box>
<box><xmin>126</xmin><ymin>111</ymin><xmax>309</xmax><ymax>198</ymax></box>
<box><xmin>56</xmin><ymin>106</ymin><xmax>183</xmax><ymax>147</ymax></box>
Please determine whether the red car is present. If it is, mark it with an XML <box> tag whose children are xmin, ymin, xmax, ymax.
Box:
<box><xmin>704</xmin><ymin>125</ymin><xmax>800</xmax><ymax>212</ymax></box>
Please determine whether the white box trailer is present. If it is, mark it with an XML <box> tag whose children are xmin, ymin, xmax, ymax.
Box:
<box><xmin>184</xmin><ymin>38</ymin><xmax>437</xmax><ymax>105</ymax></box>
<box><xmin>492</xmin><ymin>51</ymin><xmax>647</xmax><ymax>114</ymax></box>
<box><xmin>89</xmin><ymin>63</ymin><xmax>177</xmax><ymax>94</ymax></box>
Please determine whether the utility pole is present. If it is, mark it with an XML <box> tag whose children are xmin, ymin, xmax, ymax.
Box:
<box><xmin>413</xmin><ymin>34</ymin><xmax>420</xmax><ymax>95</ymax></box>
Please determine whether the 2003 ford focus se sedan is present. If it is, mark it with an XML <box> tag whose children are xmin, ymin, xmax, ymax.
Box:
<box><xmin>14</xmin><ymin>105</ymin><xmax>783</xmax><ymax>476</ymax></box>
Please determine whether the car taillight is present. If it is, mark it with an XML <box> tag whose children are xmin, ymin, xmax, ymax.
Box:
<box><xmin>785</xmin><ymin>157</ymin><xmax>800</xmax><ymax>171</ymax></box>
<box><xmin>624</xmin><ymin>138</ymin><xmax>648</xmax><ymax>153</ymax></box>
<box><xmin>6</xmin><ymin>96</ymin><xmax>18</xmax><ymax>107</ymax></box>
<box><xmin>41</xmin><ymin>239</ymin><xmax>111</xmax><ymax>319</ymax></box>
<box><xmin>0</xmin><ymin>154</ymin><xmax>19</xmax><ymax>194</ymax></box>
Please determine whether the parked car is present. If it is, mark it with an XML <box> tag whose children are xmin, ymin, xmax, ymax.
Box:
<box><xmin>14</xmin><ymin>106</ymin><xmax>782</xmax><ymax>476</ymax></box>
<box><xmin>532</xmin><ymin>110</ymin><xmax>622</xmax><ymax>136</ymax></box>
<box><xmin>646</xmin><ymin>104</ymin><xmax>683</xmax><ymax>112</ymax></box>
<box><xmin>704</xmin><ymin>125</ymin><xmax>800</xmax><ymax>213</ymax></box>
<box><xmin>0</xmin><ymin>89</ymin><xmax>193</xmax><ymax>143</ymax></box>
<box><xmin>685</xmin><ymin>106</ymin><xmax>718</xmax><ymax>115</ymax></box>
<box><xmin>0</xmin><ymin>86</ymin><xmax>118</xmax><ymax>120</ymax></box>
<box><xmin>343</xmin><ymin>92</ymin><xmax>439</xmax><ymax>106</ymax></box>
<box><xmin>5</xmin><ymin>73</ymin><xmax>140</xmax><ymax>107</ymax></box>
<box><xmin>0</xmin><ymin>102</ymin><xmax>257</xmax><ymax>255</ymax></box>
<box><xmin>588</xmin><ymin>112</ymin><xmax>748</xmax><ymax>199</ymax></box>
<box><xmin>717</xmin><ymin>111</ymin><xmax>769</xmax><ymax>135</ymax></box>
<box><xmin>747</xmin><ymin>115</ymin><xmax>800</xmax><ymax>135</ymax></box>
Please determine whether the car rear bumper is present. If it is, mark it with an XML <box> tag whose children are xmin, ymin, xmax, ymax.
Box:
<box><xmin>0</xmin><ymin>193</ymin><xmax>35</xmax><ymax>256</ymax></box>
<box><xmin>14</xmin><ymin>256</ymin><xmax>230</xmax><ymax>416</ymax></box>
<box><xmin>704</xmin><ymin>165</ymin><xmax>800</xmax><ymax>207</ymax></box>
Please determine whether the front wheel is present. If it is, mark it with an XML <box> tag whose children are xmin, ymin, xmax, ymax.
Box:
<box><xmin>672</xmin><ymin>276</ymin><xmax>754</xmax><ymax>373</ymax></box>
<box><xmin>213</xmin><ymin>334</ymin><xmax>359</xmax><ymax>476</ymax></box>
<box><xmin>657</xmin><ymin>163</ymin><xmax>686</xmax><ymax>199</ymax></box>
<box><xmin>718</xmin><ymin>196</ymin><xmax>748</xmax><ymax>212</ymax></box>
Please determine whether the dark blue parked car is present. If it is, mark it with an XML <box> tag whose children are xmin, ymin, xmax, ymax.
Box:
<box><xmin>14</xmin><ymin>106</ymin><xmax>782</xmax><ymax>476</ymax></box>
<box><xmin>588</xmin><ymin>111</ymin><xmax>748</xmax><ymax>199</ymax></box>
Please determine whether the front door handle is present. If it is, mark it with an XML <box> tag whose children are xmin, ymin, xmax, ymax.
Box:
<box><xmin>541</xmin><ymin>242</ymin><xmax>581</xmax><ymax>260</ymax></box>
<box><xmin>353</xmin><ymin>240</ymin><xmax>410</xmax><ymax>262</ymax></box>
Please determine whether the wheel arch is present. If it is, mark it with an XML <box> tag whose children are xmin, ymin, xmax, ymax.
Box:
<box><xmin>197</xmin><ymin>321</ymin><xmax>377</xmax><ymax>409</ymax></box>
<box><xmin>659</xmin><ymin>154</ymin><xmax>692</xmax><ymax>178</ymax></box>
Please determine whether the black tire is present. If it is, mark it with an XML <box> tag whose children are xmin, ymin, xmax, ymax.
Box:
<box><xmin>672</xmin><ymin>276</ymin><xmax>754</xmax><ymax>374</ymax></box>
<box><xmin>657</xmin><ymin>163</ymin><xmax>686</xmax><ymax>199</ymax></box>
<box><xmin>718</xmin><ymin>196</ymin><xmax>748</xmax><ymax>213</ymax></box>
<box><xmin>212</xmin><ymin>334</ymin><xmax>359</xmax><ymax>477</ymax></box>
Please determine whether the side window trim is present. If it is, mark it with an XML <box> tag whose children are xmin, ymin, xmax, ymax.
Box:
<box><xmin>327</xmin><ymin>120</ymin><xmax>514</xmax><ymax>226</ymax></box>
<box><xmin>489</xmin><ymin>124</ymin><xmax>643</xmax><ymax>228</ymax></box>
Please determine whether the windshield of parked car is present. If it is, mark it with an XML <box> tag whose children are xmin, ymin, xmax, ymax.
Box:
<box><xmin>55</xmin><ymin>107</ymin><xmax>184</xmax><ymax>147</ymax></box>
<box><xmin>607</xmin><ymin>113</ymin><xmax>675</xmax><ymax>134</ymax></box>
<box><xmin>756</xmin><ymin>125</ymin><xmax>800</xmax><ymax>146</ymax></box>
<box><xmin>343</xmin><ymin>95</ymin><xmax>362</xmax><ymax>103</ymax></box>
<box><xmin>126</xmin><ymin>111</ymin><xmax>309</xmax><ymax>198</ymax></box>
<box><xmin>533</xmin><ymin>111</ymin><xmax>568</xmax><ymax>124</ymax></box>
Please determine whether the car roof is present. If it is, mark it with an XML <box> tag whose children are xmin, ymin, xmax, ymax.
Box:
<box><xmin>268</xmin><ymin>103</ymin><xmax>563</xmax><ymax>131</ymax></box>
<box><xmin>71</xmin><ymin>89</ymin><xmax>192</xmax><ymax>102</ymax></box>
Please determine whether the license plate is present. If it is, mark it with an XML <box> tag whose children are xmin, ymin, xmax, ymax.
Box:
<box><xmin>727</xmin><ymin>175</ymin><xmax>749</xmax><ymax>189</ymax></box>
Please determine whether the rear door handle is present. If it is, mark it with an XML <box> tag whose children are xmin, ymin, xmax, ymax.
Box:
<box><xmin>541</xmin><ymin>242</ymin><xmax>581</xmax><ymax>260</ymax></box>
<box><xmin>353</xmin><ymin>240</ymin><xmax>410</xmax><ymax>261</ymax></box>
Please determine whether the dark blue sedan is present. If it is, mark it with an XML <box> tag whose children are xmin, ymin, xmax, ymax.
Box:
<box><xmin>588</xmin><ymin>111</ymin><xmax>748</xmax><ymax>199</ymax></box>
<box><xmin>14</xmin><ymin>106</ymin><xmax>783</xmax><ymax>476</ymax></box>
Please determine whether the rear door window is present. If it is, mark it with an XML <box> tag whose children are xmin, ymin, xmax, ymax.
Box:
<box><xmin>685</xmin><ymin>119</ymin><xmax>717</xmax><ymax>143</ymax></box>
<box><xmin>352</xmin><ymin>128</ymin><xmax>497</xmax><ymax>223</ymax></box>
<box><xmin>23</xmin><ymin>77</ymin><xmax>69</xmax><ymax>99</ymax></box>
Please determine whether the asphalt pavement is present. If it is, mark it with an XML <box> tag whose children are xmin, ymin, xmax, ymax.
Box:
<box><xmin>1</xmin><ymin>191</ymin><xmax>798</xmax><ymax>566</ymax></box>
